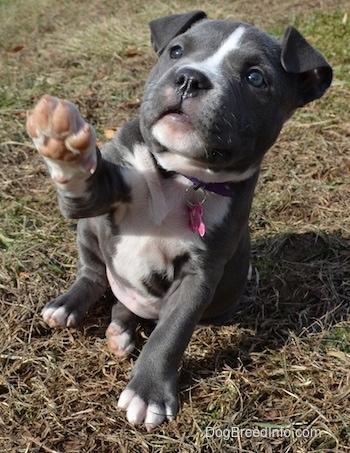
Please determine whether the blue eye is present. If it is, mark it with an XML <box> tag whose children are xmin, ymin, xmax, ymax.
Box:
<box><xmin>246</xmin><ymin>70</ymin><xmax>265</xmax><ymax>87</ymax></box>
<box><xmin>170</xmin><ymin>45</ymin><xmax>183</xmax><ymax>59</ymax></box>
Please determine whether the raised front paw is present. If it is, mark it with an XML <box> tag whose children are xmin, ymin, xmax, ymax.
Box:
<box><xmin>27</xmin><ymin>94</ymin><xmax>97</xmax><ymax>184</ymax></box>
<box><xmin>117</xmin><ymin>373</ymin><xmax>178</xmax><ymax>431</ymax></box>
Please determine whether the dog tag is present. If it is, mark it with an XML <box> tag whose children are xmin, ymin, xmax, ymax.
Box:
<box><xmin>188</xmin><ymin>203</ymin><xmax>206</xmax><ymax>236</ymax></box>
<box><xmin>185</xmin><ymin>185</ymin><xmax>206</xmax><ymax>237</ymax></box>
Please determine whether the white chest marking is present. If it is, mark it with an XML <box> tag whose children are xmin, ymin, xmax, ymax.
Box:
<box><xmin>107</xmin><ymin>145</ymin><xmax>232</xmax><ymax>318</ymax></box>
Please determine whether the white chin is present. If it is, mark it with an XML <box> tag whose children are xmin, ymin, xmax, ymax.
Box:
<box><xmin>152</xmin><ymin>115</ymin><xmax>205</xmax><ymax>156</ymax></box>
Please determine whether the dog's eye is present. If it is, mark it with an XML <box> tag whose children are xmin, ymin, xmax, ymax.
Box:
<box><xmin>246</xmin><ymin>69</ymin><xmax>265</xmax><ymax>88</ymax></box>
<box><xmin>169</xmin><ymin>45</ymin><xmax>183</xmax><ymax>59</ymax></box>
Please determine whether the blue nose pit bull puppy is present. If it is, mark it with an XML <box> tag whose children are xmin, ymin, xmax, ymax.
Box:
<box><xmin>27</xmin><ymin>11</ymin><xmax>332</xmax><ymax>430</ymax></box>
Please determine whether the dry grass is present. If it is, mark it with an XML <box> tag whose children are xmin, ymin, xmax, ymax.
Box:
<box><xmin>1</xmin><ymin>0</ymin><xmax>349</xmax><ymax>451</ymax></box>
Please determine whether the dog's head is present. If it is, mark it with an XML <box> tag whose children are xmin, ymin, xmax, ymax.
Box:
<box><xmin>140</xmin><ymin>11</ymin><xmax>332</xmax><ymax>180</ymax></box>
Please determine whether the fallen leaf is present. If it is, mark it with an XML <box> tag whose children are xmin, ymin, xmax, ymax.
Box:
<box><xmin>125</xmin><ymin>46</ymin><xmax>141</xmax><ymax>57</ymax></box>
<box><xmin>104</xmin><ymin>129</ymin><xmax>116</xmax><ymax>139</ymax></box>
<box><xmin>15</xmin><ymin>111</ymin><xmax>27</xmax><ymax>119</ymax></box>
<box><xmin>10</xmin><ymin>44</ymin><xmax>26</xmax><ymax>52</ymax></box>
<box><xmin>85</xmin><ymin>88</ymin><xmax>94</xmax><ymax>97</ymax></box>
<box><xmin>118</xmin><ymin>99</ymin><xmax>141</xmax><ymax>109</ymax></box>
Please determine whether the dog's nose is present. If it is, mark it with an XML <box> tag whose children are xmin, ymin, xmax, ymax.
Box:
<box><xmin>174</xmin><ymin>67</ymin><xmax>212</xmax><ymax>99</ymax></box>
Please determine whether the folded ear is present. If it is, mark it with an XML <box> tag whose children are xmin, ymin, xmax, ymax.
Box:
<box><xmin>149</xmin><ymin>10</ymin><xmax>207</xmax><ymax>55</ymax></box>
<box><xmin>281</xmin><ymin>26</ymin><xmax>332</xmax><ymax>106</ymax></box>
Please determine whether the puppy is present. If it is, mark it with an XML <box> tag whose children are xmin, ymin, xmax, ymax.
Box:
<box><xmin>27</xmin><ymin>11</ymin><xmax>332</xmax><ymax>430</ymax></box>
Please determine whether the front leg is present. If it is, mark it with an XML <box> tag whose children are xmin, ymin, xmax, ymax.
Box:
<box><xmin>27</xmin><ymin>96</ymin><xmax>129</xmax><ymax>326</ymax></box>
<box><xmin>27</xmin><ymin>94</ymin><xmax>98</xmax><ymax>195</ymax></box>
<box><xmin>41</xmin><ymin>218</ymin><xmax>109</xmax><ymax>328</ymax></box>
<box><xmin>117</xmin><ymin>272</ymin><xmax>216</xmax><ymax>431</ymax></box>
<box><xmin>27</xmin><ymin>94</ymin><xmax>130</xmax><ymax>218</ymax></box>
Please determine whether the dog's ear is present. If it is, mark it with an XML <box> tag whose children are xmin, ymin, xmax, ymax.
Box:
<box><xmin>281</xmin><ymin>26</ymin><xmax>332</xmax><ymax>106</ymax></box>
<box><xmin>149</xmin><ymin>10</ymin><xmax>207</xmax><ymax>55</ymax></box>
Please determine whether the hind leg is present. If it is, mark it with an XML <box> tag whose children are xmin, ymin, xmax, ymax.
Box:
<box><xmin>106</xmin><ymin>302</ymin><xmax>138</xmax><ymax>357</ymax></box>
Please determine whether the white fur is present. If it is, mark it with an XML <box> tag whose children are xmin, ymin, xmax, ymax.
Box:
<box><xmin>117</xmin><ymin>389</ymin><xmax>146</xmax><ymax>424</ymax></box>
<box><xmin>152</xmin><ymin>118</ymin><xmax>205</xmax><ymax>157</ymax></box>
<box><xmin>106</xmin><ymin>266</ymin><xmax>161</xmax><ymax>319</ymax></box>
<box><xmin>106</xmin><ymin>321</ymin><xmax>135</xmax><ymax>356</ymax></box>
<box><xmin>107</xmin><ymin>144</ymin><xmax>231</xmax><ymax>319</ymax></box>
<box><xmin>33</xmin><ymin>125</ymin><xmax>97</xmax><ymax>198</ymax></box>
<box><xmin>42</xmin><ymin>305</ymin><xmax>77</xmax><ymax>328</ymax></box>
<box><xmin>144</xmin><ymin>404</ymin><xmax>169</xmax><ymax>430</ymax></box>
<box><xmin>44</xmin><ymin>157</ymin><xmax>96</xmax><ymax>198</ymax></box>
<box><xmin>188</xmin><ymin>26</ymin><xmax>246</xmax><ymax>79</ymax></box>
<box><xmin>154</xmin><ymin>152</ymin><xmax>258</xmax><ymax>184</ymax></box>
<box><xmin>117</xmin><ymin>388</ymin><xmax>174</xmax><ymax>430</ymax></box>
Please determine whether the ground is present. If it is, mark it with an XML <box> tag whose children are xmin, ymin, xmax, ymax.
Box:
<box><xmin>0</xmin><ymin>0</ymin><xmax>349</xmax><ymax>452</ymax></box>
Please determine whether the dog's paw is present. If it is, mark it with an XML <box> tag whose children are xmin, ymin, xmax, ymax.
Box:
<box><xmin>106</xmin><ymin>321</ymin><xmax>136</xmax><ymax>358</ymax></box>
<box><xmin>117</xmin><ymin>374</ymin><xmax>178</xmax><ymax>431</ymax></box>
<box><xmin>27</xmin><ymin>94</ymin><xmax>97</xmax><ymax>184</ymax></box>
<box><xmin>42</xmin><ymin>296</ymin><xmax>84</xmax><ymax>328</ymax></box>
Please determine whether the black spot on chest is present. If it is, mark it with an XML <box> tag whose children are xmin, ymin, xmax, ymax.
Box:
<box><xmin>107</xmin><ymin>212</ymin><xmax>120</xmax><ymax>236</ymax></box>
<box><xmin>143</xmin><ymin>271</ymin><xmax>171</xmax><ymax>298</ymax></box>
<box><xmin>142</xmin><ymin>252</ymin><xmax>190</xmax><ymax>298</ymax></box>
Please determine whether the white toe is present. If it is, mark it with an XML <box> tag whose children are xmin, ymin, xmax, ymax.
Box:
<box><xmin>165</xmin><ymin>404</ymin><xmax>176</xmax><ymax>422</ymax></box>
<box><xmin>42</xmin><ymin>306</ymin><xmax>66</xmax><ymax>327</ymax></box>
<box><xmin>42</xmin><ymin>306</ymin><xmax>56</xmax><ymax>324</ymax></box>
<box><xmin>117</xmin><ymin>388</ymin><xmax>135</xmax><ymax>410</ymax></box>
<box><xmin>42</xmin><ymin>305</ymin><xmax>77</xmax><ymax>328</ymax></box>
<box><xmin>126</xmin><ymin>395</ymin><xmax>147</xmax><ymax>425</ymax></box>
<box><xmin>117</xmin><ymin>386</ymin><xmax>178</xmax><ymax>428</ymax></box>
<box><xmin>145</xmin><ymin>404</ymin><xmax>165</xmax><ymax>431</ymax></box>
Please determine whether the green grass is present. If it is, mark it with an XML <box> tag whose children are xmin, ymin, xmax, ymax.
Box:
<box><xmin>322</xmin><ymin>326</ymin><xmax>350</xmax><ymax>353</ymax></box>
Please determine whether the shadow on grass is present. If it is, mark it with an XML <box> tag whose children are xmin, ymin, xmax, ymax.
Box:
<box><xmin>180</xmin><ymin>230</ymin><xmax>350</xmax><ymax>381</ymax></box>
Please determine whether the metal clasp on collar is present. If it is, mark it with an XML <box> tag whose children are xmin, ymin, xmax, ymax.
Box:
<box><xmin>185</xmin><ymin>184</ymin><xmax>207</xmax><ymax>208</ymax></box>
<box><xmin>185</xmin><ymin>183</ymin><xmax>207</xmax><ymax>237</ymax></box>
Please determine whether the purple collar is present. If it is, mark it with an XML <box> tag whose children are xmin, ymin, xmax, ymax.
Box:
<box><xmin>181</xmin><ymin>175</ymin><xmax>235</xmax><ymax>197</ymax></box>
<box><xmin>150</xmin><ymin>152</ymin><xmax>236</xmax><ymax>197</ymax></box>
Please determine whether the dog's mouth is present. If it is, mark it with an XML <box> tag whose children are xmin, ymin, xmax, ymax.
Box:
<box><xmin>152</xmin><ymin>109</ymin><xmax>238</xmax><ymax>169</ymax></box>
<box><xmin>159</xmin><ymin>109</ymin><xmax>193</xmax><ymax>125</ymax></box>
<box><xmin>159</xmin><ymin>112</ymin><xmax>232</xmax><ymax>158</ymax></box>
<box><xmin>151</xmin><ymin>107</ymin><xmax>201</xmax><ymax>156</ymax></box>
